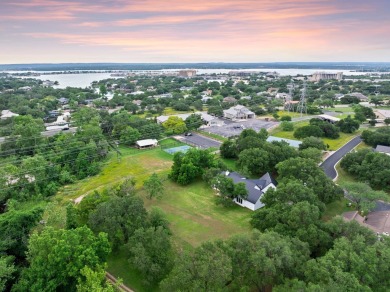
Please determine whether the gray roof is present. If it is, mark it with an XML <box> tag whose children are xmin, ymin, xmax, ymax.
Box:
<box><xmin>375</xmin><ymin>145</ymin><xmax>390</xmax><ymax>154</ymax></box>
<box><xmin>225</xmin><ymin>171</ymin><xmax>276</xmax><ymax>204</ymax></box>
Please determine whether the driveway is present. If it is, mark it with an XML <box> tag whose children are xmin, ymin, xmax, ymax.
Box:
<box><xmin>320</xmin><ymin>136</ymin><xmax>362</xmax><ymax>180</ymax></box>
<box><xmin>178</xmin><ymin>133</ymin><xmax>222</xmax><ymax>149</ymax></box>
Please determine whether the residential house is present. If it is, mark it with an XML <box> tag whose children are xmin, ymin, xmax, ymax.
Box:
<box><xmin>350</xmin><ymin>92</ymin><xmax>369</xmax><ymax>102</ymax></box>
<box><xmin>240</xmin><ymin>96</ymin><xmax>252</xmax><ymax>100</ymax></box>
<box><xmin>223</xmin><ymin>96</ymin><xmax>237</xmax><ymax>103</ymax></box>
<box><xmin>58</xmin><ymin>97</ymin><xmax>69</xmax><ymax>105</ymax></box>
<box><xmin>223</xmin><ymin>171</ymin><xmax>277</xmax><ymax>211</ymax></box>
<box><xmin>223</xmin><ymin>105</ymin><xmax>255</xmax><ymax>120</ymax></box>
<box><xmin>201</xmin><ymin>95</ymin><xmax>213</xmax><ymax>103</ymax></box>
<box><xmin>267</xmin><ymin>87</ymin><xmax>279</xmax><ymax>95</ymax></box>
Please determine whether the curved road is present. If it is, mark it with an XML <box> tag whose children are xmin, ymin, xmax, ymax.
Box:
<box><xmin>320</xmin><ymin>136</ymin><xmax>362</xmax><ymax>180</ymax></box>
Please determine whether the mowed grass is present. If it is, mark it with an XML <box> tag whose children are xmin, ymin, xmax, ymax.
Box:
<box><xmin>141</xmin><ymin>180</ymin><xmax>252</xmax><ymax>247</ymax></box>
<box><xmin>326</xmin><ymin>106</ymin><xmax>355</xmax><ymax>113</ymax></box>
<box><xmin>322</xmin><ymin>198</ymin><xmax>355</xmax><ymax>221</ymax></box>
<box><xmin>270</xmin><ymin>120</ymin><xmax>360</xmax><ymax>151</ymax></box>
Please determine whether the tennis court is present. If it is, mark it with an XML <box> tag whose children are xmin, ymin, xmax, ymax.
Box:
<box><xmin>164</xmin><ymin>145</ymin><xmax>192</xmax><ymax>154</ymax></box>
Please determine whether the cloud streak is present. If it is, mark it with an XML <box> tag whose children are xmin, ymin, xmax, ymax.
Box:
<box><xmin>0</xmin><ymin>0</ymin><xmax>389</xmax><ymax>63</ymax></box>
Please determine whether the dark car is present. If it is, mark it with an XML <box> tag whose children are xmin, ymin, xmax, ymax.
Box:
<box><xmin>184</xmin><ymin>132</ymin><xmax>192</xmax><ymax>136</ymax></box>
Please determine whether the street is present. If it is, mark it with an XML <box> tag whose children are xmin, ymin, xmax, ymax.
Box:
<box><xmin>320</xmin><ymin>136</ymin><xmax>362</xmax><ymax>180</ymax></box>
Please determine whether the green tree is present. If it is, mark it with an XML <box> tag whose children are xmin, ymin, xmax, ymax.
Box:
<box><xmin>14</xmin><ymin>226</ymin><xmax>110</xmax><ymax>292</ymax></box>
<box><xmin>237</xmin><ymin>148</ymin><xmax>270</xmax><ymax>176</ymax></box>
<box><xmin>88</xmin><ymin>196</ymin><xmax>148</xmax><ymax>249</ymax></box>
<box><xmin>280</xmin><ymin>121</ymin><xmax>294</xmax><ymax>131</ymax></box>
<box><xmin>148</xmin><ymin>207</ymin><xmax>170</xmax><ymax>233</ymax></box>
<box><xmin>384</xmin><ymin>118</ymin><xmax>390</xmax><ymax>126</ymax></box>
<box><xmin>336</xmin><ymin>115</ymin><xmax>360</xmax><ymax>133</ymax></box>
<box><xmin>162</xmin><ymin>116</ymin><xmax>187</xmax><ymax>134</ymax></box>
<box><xmin>185</xmin><ymin>114</ymin><xmax>203</xmax><ymax>130</ymax></box>
<box><xmin>294</xmin><ymin>125</ymin><xmax>323</xmax><ymax>139</ymax></box>
<box><xmin>160</xmin><ymin>241</ymin><xmax>232</xmax><ymax>291</ymax></box>
<box><xmin>280</xmin><ymin>115</ymin><xmax>292</xmax><ymax>121</ymax></box>
<box><xmin>0</xmin><ymin>204</ymin><xmax>44</xmax><ymax>259</ymax></box>
<box><xmin>0</xmin><ymin>256</ymin><xmax>16</xmax><ymax>292</ymax></box>
<box><xmin>220</xmin><ymin>139</ymin><xmax>238</xmax><ymax>158</ymax></box>
<box><xmin>342</xmin><ymin>182</ymin><xmax>386</xmax><ymax>213</ymax></box>
<box><xmin>169</xmin><ymin>149</ymin><xmax>216</xmax><ymax>185</ymax></box>
<box><xmin>76</xmin><ymin>266</ymin><xmax>115</xmax><ymax>292</ymax></box>
<box><xmin>227</xmin><ymin>231</ymin><xmax>310</xmax><ymax>291</ymax></box>
<box><xmin>299</xmin><ymin>136</ymin><xmax>327</xmax><ymax>150</ymax></box>
<box><xmin>144</xmin><ymin>173</ymin><xmax>164</xmax><ymax>199</ymax></box>
<box><xmin>299</xmin><ymin>147</ymin><xmax>323</xmax><ymax>163</ymax></box>
<box><xmin>119</xmin><ymin>126</ymin><xmax>141</xmax><ymax>146</ymax></box>
<box><xmin>276</xmin><ymin>157</ymin><xmax>343</xmax><ymax>204</ymax></box>
<box><xmin>128</xmin><ymin>227</ymin><xmax>174</xmax><ymax>285</ymax></box>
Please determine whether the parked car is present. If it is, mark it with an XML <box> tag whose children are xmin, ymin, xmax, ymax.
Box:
<box><xmin>184</xmin><ymin>132</ymin><xmax>192</xmax><ymax>136</ymax></box>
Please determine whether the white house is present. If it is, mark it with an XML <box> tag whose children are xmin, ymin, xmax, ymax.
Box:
<box><xmin>223</xmin><ymin>105</ymin><xmax>255</xmax><ymax>120</ymax></box>
<box><xmin>224</xmin><ymin>171</ymin><xmax>277</xmax><ymax>211</ymax></box>
<box><xmin>136</xmin><ymin>139</ymin><xmax>158</xmax><ymax>149</ymax></box>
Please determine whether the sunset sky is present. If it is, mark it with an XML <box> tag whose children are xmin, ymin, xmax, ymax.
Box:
<box><xmin>1</xmin><ymin>0</ymin><xmax>389</xmax><ymax>64</ymax></box>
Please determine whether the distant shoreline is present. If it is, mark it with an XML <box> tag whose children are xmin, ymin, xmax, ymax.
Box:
<box><xmin>1</xmin><ymin>62</ymin><xmax>390</xmax><ymax>72</ymax></box>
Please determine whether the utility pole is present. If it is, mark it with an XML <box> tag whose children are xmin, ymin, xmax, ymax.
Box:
<box><xmin>297</xmin><ymin>80</ymin><xmax>308</xmax><ymax>117</ymax></box>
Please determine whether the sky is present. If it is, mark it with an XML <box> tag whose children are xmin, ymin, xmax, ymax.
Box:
<box><xmin>1</xmin><ymin>0</ymin><xmax>390</xmax><ymax>64</ymax></box>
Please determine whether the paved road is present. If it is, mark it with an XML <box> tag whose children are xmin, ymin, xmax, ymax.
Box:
<box><xmin>320</xmin><ymin>136</ymin><xmax>362</xmax><ymax>180</ymax></box>
<box><xmin>0</xmin><ymin>127</ymin><xmax>77</xmax><ymax>143</ymax></box>
<box><xmin>179</xmin><ymin>133</ymin><xmax>222</xmax><ymax>149</ymax></box>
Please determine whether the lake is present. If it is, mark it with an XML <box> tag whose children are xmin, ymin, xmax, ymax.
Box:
<box><xmin>11</xmin><ymin>68</ymin><xmax>387</xmax><ymax>89</ymax></box>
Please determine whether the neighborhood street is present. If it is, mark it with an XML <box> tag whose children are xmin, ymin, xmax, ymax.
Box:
<box><xmin>320</xmin><ymin>136</ymin><xmax>362</xmax><ymax>180</ymax></box>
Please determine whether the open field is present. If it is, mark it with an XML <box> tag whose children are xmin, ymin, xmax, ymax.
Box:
<box><xmin>276</xmin><ymin>110</ymin><xmax>312</xmax><ymax>118</ymax></box>
<box><xmin>270</xmin><ymin>121</ymin><xmax>361</xmax><ymax>151</ymax></box>
<box><xmin>47</xmin><ymin>145</ymin><xmax>252</xmax><ymax>290</ymax></box>
<box><xmin>326</xmin><ymin>106</ymin><xmax>355</xmax><ymax>113</ymax></box>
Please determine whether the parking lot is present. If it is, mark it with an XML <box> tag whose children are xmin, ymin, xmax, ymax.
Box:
<box><xmin>176</xmin><ymin>133</ymin><xmax>222</xmax><ymax>149</ymax></box>
<box><xmin>202</xmin><ymin>118</ymin><xmax>278</xmax><ymax>138</ymax></box>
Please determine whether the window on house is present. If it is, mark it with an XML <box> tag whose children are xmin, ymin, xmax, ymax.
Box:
<box><xmin>237</xmin><ymin>197</ymin><xmax>243</xmax><ymax>204</ymax></box>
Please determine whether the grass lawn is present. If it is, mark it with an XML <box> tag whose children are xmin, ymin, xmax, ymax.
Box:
<box><xmin>270</xmin><ymin>121</ymin><xmax>360</xmax><ymax>151</ymax></box>
<box><xmin>162</xmin><ymin>107</ymin><xmax>192</xmax><ymax>115</ymax></box>
<box><xmin>335</xmin><ymin>161</ymin><xmax>358</xmax><ymax>185</ymax></box>
<box><xmin>326</xmin><ymin>106</ymin><xmax>355</xmax><ymax>113</ymax></box>
<box><xmin>107</xmin><ymin>249</ymin><xmax>160</xmax><ymax>292</ymax></box>
<box><xmin>322</xmin><ymin>198</ymin><xmax>355</xmax><ymax>221</ymax></box>
<box><xmin>196</xmin><ymin>130</ymin><xmax>228</xmax><ymax>142</ymax></box>
<box><xmin>322</xmin><ymin>132</ymin><xmax>360</xmax><ymax>151</ymax></box>
<box><xmin>220</xmin><ymin>157</ymin><xmax>238</xmax><ymax>171</ymax></box>
<box><xmin>141</xmin><ymin>180</ymin><xmax>252</xmax><ymax>247</ymax></box>
<box><xmin>48</xmin><ymin>146</ymin><xmax>252</xmax><ymax>290</ymax></box>
<box><xmin>276</xmin><ymin>110</ymin><xmax>311</xmax><ymax>118</ymax></box>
